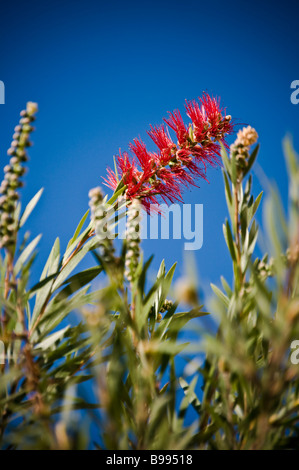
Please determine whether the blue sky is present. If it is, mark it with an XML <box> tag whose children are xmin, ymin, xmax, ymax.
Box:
<box><xmin>0</xmin><ymin>0</ymin><xmax>298</xmax><ymax>302</ymax></box>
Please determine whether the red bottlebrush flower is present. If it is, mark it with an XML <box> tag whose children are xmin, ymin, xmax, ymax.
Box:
<box><xmin>220</xmin><ymin>117</ymin><xmax>235</xmax><ymax>140</ymax></box>
<box><xmin>163</xmin><ymin>110</ymin><xmax>189</xmax><ymax>146</ymax></box>
<box><xmin>103</xmin><ymin>150</ymin><xmax>139</xmax><ymax>191</ymax></box>
<box><xmin>104</xmin><ymin>166</ymin><xmax>118</xmax><ymax>190</ymax></box>
<box><xmin>199</xmin><ymin>92</ymin><xmax>234</xmax><ymax>142</ymax></box>
<box><xmin>129</xmin><ymin>138</ymin><xmax>155</xmax><ymax>173</ymax></box>
<box><xmin>176</xmin><ymin>148</ymin><xmax>208</xmax><ymax>181</ymax></box>
<box><xmin>200</xmin><ymin>92</ymin><xmax>222</xmax><ymax>128</ymax></box>
<box><xmin>191</xmin><ymin>142</ymin><xmax>221</xmax><ymax>169</ymax></box>
<box><xmin>104</xmin><ymin>92</ymin><xmax>235</xmax><ymax>212</ymax></box>
<box><xmin>185</xmin><ymin>100</ymin><xmax>207</xmax><ymax>142</ymax></box>
<box><xmin>157</xmin><ymin>167</ymin><xmax>185</xmax><ymax>195</ymax></box>
<box><xmin>117</xmin><ymin>151</ymin><xmax>138</xmax><ymax>184</ymax></box>
<box><xmin>147</xmin><ymin>125</ymin><xmax>173</xmax><ymax>152</ymax></box>
<box><xmin>147</xmin><ymin>125</ymin><xmax>175</xmax><ymax>165</ymax></box>
<box><xmin>147</xmin><ymin>124</ymin><xmax>177</xmax><ymax>165</ymax></box>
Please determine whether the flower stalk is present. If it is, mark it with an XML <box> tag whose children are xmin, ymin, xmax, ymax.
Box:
<box><xmin>1</xmin><ymin>102</ymin><xmax>38</xmax><ymax>341</ymax></box>
<box><xmin>0</xmin><ymin>102</ymin><xmax>38</xmax><ymax>250</ymax></box>
<box><xmin>230</xmin><ymin>126</ymin><xmax>259</xmax><ymax>290</ymax></box>
<box><xmin>124</xmin><ymin>199</ymin><xmax>142</xmax><ymax>283</ymax></box>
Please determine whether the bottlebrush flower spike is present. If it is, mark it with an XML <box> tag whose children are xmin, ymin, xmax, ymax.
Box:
<box><xmin>104</xmin><ymin>92</ymin><xmax>235</xmax><ymax>211</ymax></box>
<box><xmin>147</xmin><ymin>125</ymin><xmax>175</xmax><ymax>165</ymax></box>
<box><xmin>129</xmin><ymin>138</ymin><xmax>155</xmax><ymax>173</ymax></box>
<box><xmin>199</xmin><ymin>92</ymin><xmax>234</xmax><ymax>142</ymax></box>
<box><xmin>185</xmin><ymin>100</ymin><xmax>207</xmax><ymax>142</ymax></box>
<box><xmin>147</xmin><ymin>125</ymin><xmax>173</xmax><ymax>153</ymax></box>
<box><xmin>0</xmin><ymin>102</ymin><xmax>38</xmax><ymax>249</ymax></box>
<box><xmin>163</xmin><ymin>109</ymin><xmax>189</xmax><ymax>146</ymax></box>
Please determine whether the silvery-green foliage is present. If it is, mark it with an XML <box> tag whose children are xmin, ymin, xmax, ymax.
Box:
<box><xmin>1</xmin><ymin>107</ymin><xmax>299</xmax><ymax>450</ymax></box>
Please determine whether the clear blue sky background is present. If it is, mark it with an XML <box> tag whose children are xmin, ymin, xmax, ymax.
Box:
<box><xmin>0</xmin><ymin>0</ymin><xmax>299</xmax><ymax>442</ymax></box>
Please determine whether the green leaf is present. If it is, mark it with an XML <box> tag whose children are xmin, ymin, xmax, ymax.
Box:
<box><xmin>161</xmin><ymin>263</ymin><xmax>177</xmax><ymax>305</ymax></box>
<box><xmin>223</xmin><ymin>170</ymin><xmax>234</xmax><ymax>225</ymax></box>
<box><xmin>66</xmin><ymin>210</ymin><xmax>90</xmax><ymax>251</ymax></box>
<box><xmin>164</xmin><ymin>309</ymin><xmax>209</xmax><ymax>338</ymax></box>
<box><xmin>51</xmin><ymin>401</ymin><xmax>101</xmax><ymax>415</ymax></box>
<box><xmin>231</xmin><ymin>152</ymin><xmax>237</xmax><ymax>185</ymax></box>
<box><xmin>35</xmin><ymin>325</ymin><xmax>70</xmax><ymax>350</ymax></box>
<box><xmin>152</xmin><ymin>340</ymin><xmax>189</xmax><ymax>356</ymax></box>
<box><xmin>107</xmin><ymin>183</ymin><xmax>127</xmax><ymax>205</ymax></box>
<box><xmin>14</xmin><ymin>234</ymin><xmax>42</xmax><ymax>275</ymax></box>
<box><xmin>62</xmin><ymin>224</ymin><xmax>92</xmax><ymax>265</ymax></box>
<box><xmin>37</xmin><ymin>286</ymin><xmax>93</xmax><ymax>336</ymax></box>
<box><xmin>52</xmin><ymin>237</ymin><xmax>98</xmax><ymax>290</ymax></box>
<box><xmin>223</xmin><ymin>220</ymin><xmax>237</xmax><ymax>262</ymax></box>
<box><xmin>221</xmin><ymin>144</ymin><xmax>231</xmax><ymax>177</ymax></box>
<box><xmin>19</xmin><ymin>188</ymin><xmax>44</xmax><ymax>227</ymax></box>
<box><xmin>243</xmin><ymin>143</ymin><xmax>260</xmax><ymax>177</ymax></box>
<box><xmin>283</xmin><ymin>135</ymin><xmax>298</xmax><ymax>177</ymax></box>
<box><xmin>248</xmin><ymin>191</ymin><xmax>263</xmax><ymax>223</ymax></box>
<box><xmin>55</xmin><ymin>266</ymin><xmax>102</xmax><ymax>300</ymax></box>
<box><xmin>221</xmin><ymin>276</ymin><xmax>232</xmax><ymax>297</ymax></box>
<box><xmin>211</xmin><ymin>283</ymin><xmax>229</xmax><ymax>307</ymax></box>
<box><xmin>138</xmin><ymin>255</ymin><xmax>154</xmax><ymax>295</ymax></box>
<box><xmin>223</xmin><ymin>170</ymin><xmax>232</xmax><ymax>206</ymax></box>
<box><xmin>179</xmin><ymin>377</ymin><xmax>201</xmax><ymax>415</ymax></box>
<box><xmin>113</xmin><ymin>154</ymin><xmax>119</xmax><ymax>183</ymax></box>
<box><xmin>30</xmin><ymin>237</ymin><xmax>60</xmax><ymax>329</ymax></box>
<box><xmin>29</xmin><ymin>273</ymin><xmax>58</xmax><ymax>295</ymax></box>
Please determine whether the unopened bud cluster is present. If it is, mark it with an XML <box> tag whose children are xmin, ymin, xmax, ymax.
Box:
<box><xmin>159</xmin><ymin>299</ymin><xmax>173</xmax><ymax>313</ymax></box>
<box><xmin>0</xmin><ymin>102</ymin><xmax>38</xmax><ymax>249</ymax></box>
<box><xmin>230</xmin><ymin>126</ymin><xmax>258</xmax><ymax>169</ymax></box>
<box><xmin>88</xmin><ymin>186</ymin><xmax>115</xmax><ymax>265</ymax></box>
<box><xmin>149</xmin><ymin>300</ymin><xmax>173</xmax><ymax>323</ymax></box>
<box><xmin>286</xmin><ymin>243</ymin><xmax>299</xmax><ymax>264</ymax></box>
<box><xmin>125</xmin><ymin>199</ymin><xmax>142</xmax><ymax>282</ymax></box>
<box><xmin>255</xmin><ymin>257</ymin><xmax>274</xmax><ymax>280</ymax></box>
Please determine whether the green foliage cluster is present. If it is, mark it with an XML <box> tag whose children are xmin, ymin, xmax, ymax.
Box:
<box><xmin>0</xmin><ymin>105</ymin><xmax>299</xmax><ymax>449</ymax></box>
